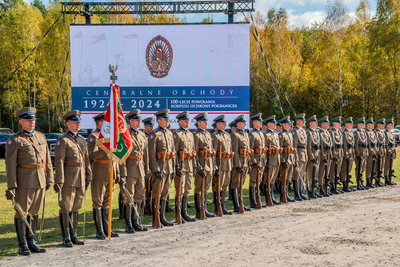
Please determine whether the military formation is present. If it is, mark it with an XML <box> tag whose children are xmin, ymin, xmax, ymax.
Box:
<box><xmin>5</xmin><ymin>107</ymin><xmax>398</xmax><ymax>255</ymax></box>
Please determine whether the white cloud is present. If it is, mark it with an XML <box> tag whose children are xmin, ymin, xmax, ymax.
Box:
<box><xmin>287</xmin><ymin>10</ymin><xmax>326</xmax><ymax>28</ymax></box>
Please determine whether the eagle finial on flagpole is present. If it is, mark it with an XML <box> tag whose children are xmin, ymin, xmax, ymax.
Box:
<box><xmin>109</xmin><ymin>64</ymin><xmax>118</xmax><ymax>84</ymax></box>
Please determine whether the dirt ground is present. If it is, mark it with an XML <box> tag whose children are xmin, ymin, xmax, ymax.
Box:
<box><xmin>2</xmin><ymin>185</ymin><xmax>400</xmax><ymax>267</ymax></box>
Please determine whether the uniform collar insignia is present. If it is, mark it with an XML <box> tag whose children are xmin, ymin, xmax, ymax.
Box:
<box><xmin>131</xmin><ymin>128</ymin><xmax>138</xmax><ymax>134</ymax></box>
<box><xmin>253</xmin><ymin>128</ymin><xmax>260</xmax><ymax>132</ymax></box>
<box><xmin>237</xmin><ymin>128</ymin><xmax>244</xmax><ymax>133</ymax></box>
<box><xmin>180</xmin><ymin>127</ymin><xmax>187</xmax><ymax>132</ymax></box>
<box><xmin>67</xmin><ymin>131</ymin><xmax>76</xmax><ymax>138</ymax></box>
<box><xmin>23</xmin><ymin>129</ymin><xmax>34</xmax><ymax>137</ymax></box>
<box><xmin>199</xmin><ymin>128</ymin><xmax>206</xmax><ymax>133</ymax></box>
<box><xmin>158</xmin><ymin>126</ymin><xmax>166</xmax><ymax>132</ymax></box>
<box><xmin>94</xmin><ymin>128</ymin><xmax>101</xmax><ymax>133</ymax></box>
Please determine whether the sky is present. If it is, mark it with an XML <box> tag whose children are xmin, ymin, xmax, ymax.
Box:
<box><xmin>27</xmin><ymin>0</ymin><xmax>377</xmax><ymax>28</ymax></box>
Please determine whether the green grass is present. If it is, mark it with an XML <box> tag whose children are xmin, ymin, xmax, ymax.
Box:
<box><xmin>1</xmin><ymin>149</ymin><xmax>399</xmax><ymax>258</ymax></box>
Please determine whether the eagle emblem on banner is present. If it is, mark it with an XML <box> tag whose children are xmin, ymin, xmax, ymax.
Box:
<box><xmin>146</xmin><ymin>35</ymin><xmax>173</xmax><ymax>78</ymax></box>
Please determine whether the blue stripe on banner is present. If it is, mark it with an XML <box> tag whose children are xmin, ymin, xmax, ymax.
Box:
<box><xmin>72</xmin><ymin>86</ymin><xmax>249</xmax><ymax>112</ymax></box>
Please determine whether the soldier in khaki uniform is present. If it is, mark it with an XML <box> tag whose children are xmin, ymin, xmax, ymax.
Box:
<box><xmin>142</xmin><ymin>117</ymin><xmax>155</xmax><ymax>138</ymax></box>
<box><xmin>54</xmin><ymin>110</ymin><xmax>92</xmax><ymax>247</ymax></box>
<box><xmin>87</xmin><ymin>111</ymin><xmax>120</xmax><ymax>239</ymax></box>
<box><xmin>263</xmin><ymin>115</ymin><xmax>281</xmax><ymax>205</ymax></box>
<box><xmin>318</xmin><ymin>116</ymin><xmax>333</xmax><ymax>197</ymax></box>
<box><xmin>211</xmin><ymin>115</ymin><xmax>233</xmax><ymax>215</ymax></box>
<box><xmin>5</xmin><ymin>107</ymin><xmax>52</xmax><ymax>255</ymax></box>
<box><xmin>374</xmin><ymin>119</ymin><xmax>386</xmax><ymax>186</ymax></box>
<box><xmin>365</xmin><ymin>118</ymin><xmax>378</xmax><ymax>188</ymax></box>
<box><xmin>354</xmin><ymin>118</ymin><xmax>369</xmax><ymax>190</ymax></box>
<box><xmin>120</xmin><ymin>110</ymin><xmax>150</xmax><ymax>232</ymax></box>
<box><xmin>384</xmin><ymin>118</ymin><xmax>397</xmax><ymax>185</ymax></box>
<box><xmin>148</xmin><ymin>109</ymin><xmax>176</xmax><ymax>227</ymax></box>
<box><xmin>193</xmin><ymin>112</ymin><xmax>215</xmax><ymax>218</ymax></box>
<box><xmin>278</xmin><ymin>116</ymin><xmax>296</xmax><ymax>203</ymax></box>
<box><xmin>329</xmin><ymin>116</ymin><xmax>344</xmax><ymax>194</ymax></box>
<box><xmin>228</xmin><ymin>121</ymin><xmax>237</xmax><ymax>201</ymax></box>
<box><xmin>248</xmin><ymin>113</ymin><xmax>266</xmax><ymax>209</ymax></box>
<box><xmin>292</xmin><ymin>113</ymin><xmax>308</xmax><ymax>201</ymax></box>
<box><xmin>306</xmin><ymin>115</ymin><xmax>321</xmax><ymax>198</ymax></box>
<box><xmin>173</xmin><ymin>111</ymin><xmax>196</xmax><ymax>222</ymax></box>
<box><xmin>341</xmin><ymin>117</ymin><xmax>356</xmax><ymax>192</ymax></box>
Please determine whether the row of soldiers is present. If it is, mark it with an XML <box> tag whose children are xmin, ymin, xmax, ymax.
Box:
<box><xmin>4</xmin><ymin>107</ymin><xmax>397</xmax><ymax>255</ymax></box>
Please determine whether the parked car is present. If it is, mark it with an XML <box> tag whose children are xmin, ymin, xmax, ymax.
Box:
<box><xmin>46</xmin><ymin>139</ymin><xmax>57</xmax><ymax>167</ymax></box>
<box><xmin>0</xmin><ymin>134</ymin><xmax>13</xmax><ymax>158</ymax></box>
<box><xmin>0</xmin><ymin>128</ymin><xmax>14</xmax><ymax>134</ymax></box>
<box><xmin>392</xmin><ymin>129</ymin><xmax>400</xmax><ymax>143</ymax></box>
<box><xmin>44</xmin><ymin>133</ymin><xmax>63</xmax><ymax>140</ymax></box>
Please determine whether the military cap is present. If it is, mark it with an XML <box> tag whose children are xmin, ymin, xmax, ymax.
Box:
<box><xmin>276</xmin><ymin>122</ymin><xmax>282</xmax><ymax>126</ymax></box>
<box><xmin>264</xmin><ymin>115</ymin><xmax>277</xmax><ymax>124</ymax></box>
<box><xmin>306</xmin><ymin>115</ymin><xmax>317</xmax><ymax>124</ymax></box>
<box><xmin>330</xmin><ymin>122</ymin><xmax>333</xmax><ymax>127</ymax></box>
<box><xmin>93</xmin><ymin>111</ymin><xmax>106</xmax><ymax>122</ymax></box>
<box><xmin>234</xmin><ymin>114</ymin><xmax>246</xmax><ymax>123</ymax></box>
<box><xmin>386</xmin><ymin>118</ymin><xmax>394</xmax><ymax>125</ymax></box>
<box><xmin>319</xmin><ymin>116</ymin><xmax>329</xmax><ymax>124</ymax></box>
<box><xmin>366</xmin><ymin>118</ymin><xmax>374</xmax><ymax>124</ymax></box>
<box><xmin>343</xmin><ymin>117</ymin><xmax>353</xmax><ymax>124</ymax></box>
<box><xmin>176</xmin><ymin>111</ymin><xmax>190</xmax><ymax>121</ymax></box>
<box><xmin>331</xmin><ymin>116</ymin><xmax>342</xmax><ymax>123</ymax></box>
<box><xmin>294</xmin><ymin>113</ymin><xmax>306</xmax><ymax>121</ymax></box>
<box><xmin>376</xmin><ymin>118</ymin><xmax>385</xmax><ymax>125</ymax></box>
<box><xmin>250</xmin><ymin>113</ymin><xmax>263</xmax><ymax>122</ymax></box>
<box><xmin>355</xmin><ymin>117</ymin><xmax>366</xmax><ymax>124</ymax></box>
<box><xmin>17</xmin><ymin>107</ymin><xmax>36</xmax><ymax>120</ymax></box>
<box><xmin>126</xmin><ymin>109</ymin><xmax>141</xmax><ymax>120</ymax></box>
<box><xmin>194</xmin><ymin>112</ymin><xmax>208</xmax><ymax>122</ymax></box>
<box><xmin>64</xmin><ymin>110</ymin><xmax>82</xmax><ymax>122</ymax></box>
<box><xmin>211</xmin><ymin>122</ymin><xmax>216</xmax><ymax>128</ymax></box>
<box><xmin>280</xmin><ymin>116</ymin><xmax>291</xmax><ymax>124</ymax></box>
<box><xmin>229</xmin><ymin>121</ymin><xmax>237</xmax><ymax>128</ymax></box>
<box><xmin>155</xmin><ymin>109</ymin><xmax>170</xmax><ymax>119</ymax></box>
<box><xmin>142</xmin><ymin>117</ymin><xmax>155</xmax><ymax>126</ymax></box>
<box><xmin>214</xmin><ymin>114</ymin><xmax>227</xmax><ymax>123</ymax></box>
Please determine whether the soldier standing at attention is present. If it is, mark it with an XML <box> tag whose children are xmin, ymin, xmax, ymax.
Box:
<box><xmin>276</xmin><ymin>122</ymin><xmax>282</xmax><ymax>133</ymax></box>
<box><xmin>384</xmin><ymin>118</ymin><xmax>397</xmax><ymax>186</ymax></box>
<box><xmin>120</xmin><ymin>109</ymin><xmax>150</xmax><ymax>232</ymax></box>
<box><xmin>148</xmin><ymin>109</ymin><xmax>176</xmax><ymax>227</ymax></box>
<box><xmin>306</xmin><ymin>115</ymin><xmax>321</xmax><ymax>199</ymax></box>
<box><xmin>248</xmin><ymin>113</ymin><xmax>266</xmax><ymax>209</ymax></box>
<box><xmin>365</xmin><ymin>118</ymin><xmax>378</xmax><ymax>188</ymax></box>
<box><xmin>374</xmin><ymin>119</ymin><xmax>386</xmax><ymax>187</ymax></box>
<box><xmin>228</xmin><ymin>120</ymin><xmax>237</xmax><ymax>200</ymax></box>
<box><xmin>193</xmin><ymin>112</ymin><xmax>215</xmax><ymax>218</ymax></box>
<box><xmin>211</xmin><ymin>115</ymin><xmax>233</xmax><ymax>215</ymax></box>
<box><xmin>354</xmin><ymin>118</ymin><xmax>369</xmax><ymax>190</ymax></box>
<box><xmin>142</xmin><ymin>117</ymin><xmax>155</xmax><ymax>138</ymax></box>
<box><xmin>5</xmin><ymin>107</ymin><xmax>53</xmax><ymax>255</ymax></box>
<box><xmin>263</xmin><ymin>115</ymin><xmax>281</xmax><ymax>205</ymax></box>
<box><xmin>54</xmin><ymin>110</ymin><xmax>92</xmax><ymax>247</ymax></box>
<box><xmin>329</xmin><ymin>116</ymin><xmax>344</xmax><ymax>194</ymax></box>
<box><xmin>292</xmin><ymin>113</ymin><xmax>308</xmax><ymax>201</ymax></box>
<box><xmin>173</xmin><ymin>111</ymin><xmax>196</xmax><ymax>222</ymax></box>
<box><xmin>318</xmin><ymin>116</ymin><xmax>332</xmax><ymax>197</ymax></box>
<box><xmin>341</xmin><ymin>117</ymin><xmax>356</xmax><ymax>192</ymax></box>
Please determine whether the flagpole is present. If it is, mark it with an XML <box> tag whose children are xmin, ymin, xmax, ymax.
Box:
<box><xmin>108</xmin><ymin>160</ymin><xmax>113</xmax><ymax>238</ymax></box>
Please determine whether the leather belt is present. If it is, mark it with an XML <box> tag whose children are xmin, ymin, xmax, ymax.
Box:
<box><xmin>283</xmin><ymin>147</ymin><xmax>296</xmax><ymax>154</ymax></box>
<box><xmin>358</xmin><ymin>144</ymin><xmax>368</xmax><ymax>148</ymax></box>
<box><xmin>198</xmin><ymin>149</ymin><xmax>215</xmax><ymax>158</ymax></box>
<box><xmin>18</xmin><ymin>162</ymin><xmax>46</xmax><ymax>169</ymax></box>
<box><xmin>217</xmin><ymin>151</ymin><xmax>235</xmax><ymax>159</ymax></box>
<box><xmin>179</xmin><ymin>150</ymin><xmax>196</xmax><ymax>160</ymax></box>
<box><xmin>348</xmin><ymin>145</ymin><xmax>354</xmax><ymax>149</ymax></box>
<box><xmin>156</xmin><ymin>151</ymin><xmax>176</xmax><ymax>160</ymax></box>
<box><xmin>239</xmin><ymin>148</ymin><xmax>253</xmax><ymax>156</ymax></box>
<box><xmin>389</xmin><ymin>143</ymin><xmax>395</xmax><ymax>148</ymax></box>
<box><xmin>268</xmin><ymin>147</ymin><xmax>283</xmax><ymax>154</ymax></box>
<box><xmin>312</xmin><ymin>145</ymin><xmax>321</xmax><ymax>150</ymax></box>
<box><xmin>254</xmin><ymin>147</ymin><xmax>267</xmax><ymax>154</ymax></box>
<box><xmin>94</xmin><ymin>159</ymin><xmax>111</xmax><ymax>164</ymax></box>
<box><xmin>128</xmin><ymin>156</ymin><xmax>143</xmax><ymax>161</ymax></box>
<box><xmin>336</xmin><ymin>144</ymin><xmax>344</xmax><ymax>149</ymax></box>
<box><xmin>64</xmin><ymin>162</ymin><xmax>85</xmax><ymax>167</ymax></box>
<box><xmin>297</xmin><ymin>146</ymin><xmax>306</xmax><ymax>149</ymax></box>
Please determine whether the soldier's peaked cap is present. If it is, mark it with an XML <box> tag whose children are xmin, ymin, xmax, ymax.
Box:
<box><xmin>264</xmin><ymin>115</ymin><xmax>277</xmax><ymax>124</ymax></box>
<box><xmin>366</xmin><ymin>118</ymin><xmax>374</xmax><ymax>124</ymax></box>
<box><xmin>63</xmin><ymin>110</ymin><xmax>82</xmax><ymax>122</ymax></box>
<box><xmin>155</xmin><ymin>109</ymin><xmax>170</xmax><ymax>119</ymax></box>
<box><xmin>386</xmin><ymin>118</ymin><xmax>394</xmax><ymax>125</ymax></box>
<box><xmin>229</xmin><ymin>121</ymin><xmax>237</xmax><ymax>128</ymax></box>
<box><xmin>355</xmin><ymin>117</ymin><xmax>365</xmax><ymax>124</ymax></box>
<box><xmin>93</xmin><ymin>111</ymin><xmax>106</xmax><ymax>122</ymax></box>
<box><xmin>142</xmin><ymin>117</ymin><xmax>155</xmax><ymax>126</ymax></box>
<box><xmin>17</xmin><ymin>107</ymin><xmax>36</xmax><ymax>120</ymax></box>
<box><xmin>250</xmin><ymin>113</ymin><xmax>263</xmax><ymax>122</ymax></box>
<box><xmin>214</xmin><ymin>115</ymin><xmax>227</xmax><ymax>123</ymax></box>
<box><xmin>343</xmin><ymin>117</ymin><xmax>353</xmax><ymax>124</ymax></box>
<box><xmin>194</xmin><ymin>112</ymin><xmax>208</xmax><ymax>122</ymax></box>
<box><xmin>280</xmin><ymin>116</ymin><xmax>291</xmax><ymax>124</ymax></box>
<box><xmin>319</xmin><ymin>116</ymin><xmax>329</xmax><ymax>124</ymax></box>
<box><xmin>295</xmin><ymin>113</ymin><xmax>306</xmax><ymax>121</ymax></box>
<box><xmin>234</xmin><ymin>114</ymin><xmax>246</xmax><ymax>123</ymax></box>
<box><xmin>176</xmin><ymin>111</ymin><xmax>190</xmax><ymax>121</ymax></box>
<box><xmin>306</xmin><ymin>115</ymin><xmax>317</xmax><ymax>124</ymax></box>
<box><xmin>331</xmin><ymin>116</ymin><xmax>342</xmax><ymax>123</ymax></box>
<box><xmin>126</xmin><ymin>109</ymin><xmax>141</xmax><ymax>120</ymax></box>
<box><xmin>376</xmin><ymin>118</ymin><xmax>385</xmax><ymax>125</ymax></box>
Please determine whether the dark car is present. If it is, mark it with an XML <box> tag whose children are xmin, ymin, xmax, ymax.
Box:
<box><xmin>46</xmin><ymin>139</ymin><xmax>57</xmax><ymax>167</ymax></box>
<box><xmin>44</xmin><ymin>133</ymin><xmax>63</xmax><ymax>140</ymax></box>
<box><xmin>0</xmin><ymin>128</ymin><xmax>14</xmax><ymax>134</ymax></box>
<box><xmin>0</xmin><ymin>134</ymin><xmax>14</xmax><ymax>158</ymax></box>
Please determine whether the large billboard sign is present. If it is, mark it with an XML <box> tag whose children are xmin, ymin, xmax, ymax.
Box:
<box><xmin>70</xmin><ymin>24</ymin><xmax>250</xmax><ymax>129</ymax></box>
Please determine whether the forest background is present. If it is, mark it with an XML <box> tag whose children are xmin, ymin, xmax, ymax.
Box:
<box><xmin>0</xmin><ymin>0</ymin><xmax>399</xmax><ymax>132</ymax></box>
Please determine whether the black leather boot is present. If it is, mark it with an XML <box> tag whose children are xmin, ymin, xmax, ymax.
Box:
<box><xmin>15</xmin><ymin>218</ymin><xmax>31</xmax><ymax>255</ymax></box>
<box><xmin>102</xmin><ymin>209</ymin><xmax>119</xmax><ymax>237</ymax></box>
<box><xmin>160</xmin><ymin>200</ymin><xmax>174</xmax><ymax>226</ymax></box>
<box><xmin>93</xmin><ymin>209</ymin><xmax>106</xmax><ymax>239</ymax></box>
<box><xmin>124</xmin><ymin>204</ymin><xmax>135</xmax><ymax>233</ymax></box>
<box><xmin>118</xmin><ymin>191</ymin><xmax>124</xmax><ymax>219</ymax></box>
<box><xmin>151</xmin><ymin>199</ymin><xmax>162</xmax><ymax>227</ymax></box>
<box><xmin>294</xmin><ymin>180</ymin><xmax>302</xmax><ymax>201</ymax></box>
<box><xmin>213</xmin><ymin>191</ymin><xmax>220</xmax><ymax>215</ymax></box>
<box><xmin>221</xmin><ymin>191</ymin><xmax>232</xmax><ymax>214</ymax></box>
<box><xmin>26</xmin><ymin>215</ymin><xmax>46</xmax><ymax>253</ymax></box>
<box><xmin>271</xmin><ymin>183</ymin><xmax>281</xmax><ymax>205</ymax></box>
<box><xmin>182</xmin><ymin>196</ymin><xmax>195</xmax><ymax>222</ymax></box>
<box><xmin>249</xmin><ymin>186</ymin><xmax>257</xmax><ymax>208</ymax></box>
<box><xmin>343</xmin><ymin>180</ymin><xmax>351</xmax><ymax>192</ymax></box>
<box><xmin>298</xmin><ymin>180</ymin><xmax>308</xmax><ymax>200</ymax></box>
<box><xmin>194</xmin><ymin>193</ymin><xmax>202</xmax><ymax>219</ymax></box>
<box><xmin>204</xmin><ymin>193</ymin><xmax>216</xmax><ymax>217</ymax></box>
<box><xmin>59</xmin><ymin>213</ymin><xmax>73</xmax><ymax>247</ymax></box>
<box><xmin>286</xmin><ymin>181</ymin><xmax>295</xmax><ymax>202</ymax></box>
<box><xmin>69</xmin><ymin>212</ymin><xmax>84</xmax><ymax>245</ymax></box>
<box><xmin>165</xmin><ymin>195</ymin><xmax>175</xmax><ymax>213</ymax></box>
<box><xmin>232</xmin><ymin>189</ymin><xmax>240</xmax><ymax>212</ymax></box>
<box><xmin>132</xmin><ymin>202</ymin><xmax>147</xmax><ymax>231</ymax></box>
<box><xmin>319</xmin><ymin>184</ymin><xmax>327</xmax><ymax>197</ymax></box>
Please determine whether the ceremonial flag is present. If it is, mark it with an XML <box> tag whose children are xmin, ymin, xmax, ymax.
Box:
<box><xmin>98</xmin><ymin>83</ymin><xmax>132</xmax><ymax>164</ymax></box>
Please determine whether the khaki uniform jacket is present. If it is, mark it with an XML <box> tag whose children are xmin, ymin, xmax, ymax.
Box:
<box><xmin>148</xmin><ymin>127</ymin><xmax>175</xmax><ymax>174</ymax></box>
<box><xmin>375</xmin><ymin>128</ymin><xmax>386</xmax><ymax>157</ymax></box>
<box><xmin>292</xmin><ymin>126</ymin><xmax>308</xmax><ymax>162</ymax></box>
<box><xmin>173</xmin><ymin>128</ymin><xmax>195</xmax><ymax>172</ymax></box>
<box><xmin>120</xmin><ymin>129</ymin><xmax>149</xmax><ymax>178</ymax></box>
<box><xmin>366</xmin><ymin>128</ymin><xmax>377</xmax><ymax>156</ymax></box>
<box><xmin>354</xmin><ymin>129</ymin><xmax>369</xmax><ymax>158</ymax></box>
<box><xmin>55</xmin><ymin>132</ymin><xmax>92</xmax><ymax>187</ymax></box>
<box><xmin>88</xmin><ymin>132</ymin><xmax>115</xmax><ymax>181</ymax></box>
<box><xmin>249</xmin><ymin>128</ymin><xmax>266</xmax><ymax>166</ymax></box>
<box><xmin>194</xmin><ymin>128</ymin><xmax>214</xmax><ymax>172</ymax></box>
<box><xmin>330</xmin><ymin>127</ymin><xmax>344</xmax><ymax>159</ymax></box>
<box><xmin>306</xmin><ymin>128</ymin><xmax>321</xmax><ymax>162</ymax></box>
<box><xmin>279</xmin><ymin>129</ymin><xmax>295</xmax><ymax>164</ymax></box>
<box><xmin>385</xmin><ymin>129</ymin><xmax>396</xmax><ymax>157</ymax></box>
<box><xmin>342</xmin><ymin>128</ymin><xmax>355</xmax><ymax>160</ymax></box>
<box><xmin>264</xmin><ymin>129</ymin><xmax>280</xmax><ymax>166</ymax></box>
<box><xmin>231</xmin><ymin>129</ymin><xmax>250</xmax><ymax>168</ymax></box>
<box><xmin>6</xmin><ymin>130</ymin><xmax>53</xmax><ymax>189</ymax></box>
<box><xmin>319</xmin><ymin>129</ymin><xmax>332</xmax><ymax>161</ymax></box>
<box><xmin>212</xmin><ymin>130</ymin><xmax>232</xmax><ymax>171</ymax></box>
